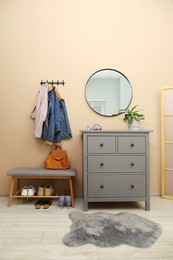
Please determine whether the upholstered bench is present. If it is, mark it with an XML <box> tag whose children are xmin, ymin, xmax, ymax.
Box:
<box><xmin>6</xmin><ymin>167</ymin><xmax>77</xmax><ymax>207</ymax></box>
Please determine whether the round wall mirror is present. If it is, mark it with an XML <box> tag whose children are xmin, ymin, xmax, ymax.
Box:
<box><xmin>85</xmin><ymin>68</ymin><xmax>133</xmax><ymax>116</ymax></box>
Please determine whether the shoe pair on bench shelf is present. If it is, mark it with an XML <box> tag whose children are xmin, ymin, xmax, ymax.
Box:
<box><xmin>37</xmin><ymin>186</ymin><xmax>54</xmax><ymax>196</ymax></box>
<box><xmin>58</xmin><ymin>195</ymin><xmax>71</xmax><ymax>209</ymax></box>
<box><xmin>35</xmin><ymin>199</ymin><xmax>52</xmax><ymax>209</ymax></box>
<box><xmin>21</xmin><ymin>186</ymin><xmax>36</xmax><ymax>196</ymax></box>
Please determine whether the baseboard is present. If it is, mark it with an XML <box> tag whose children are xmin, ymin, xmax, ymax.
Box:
<box><xmin>0</xmin><ymin>193</ymin><xmax>161</xmax><ymax>198</ymax></box>
<box><xmin>150</xmin><ymin>193</ymin><xmax>161</xmax><ymax>197</ymax></box>
<box><xmin>0</xmin><ymin>194</ymin><xmax>8</xmax><ymax>197</ymax></box>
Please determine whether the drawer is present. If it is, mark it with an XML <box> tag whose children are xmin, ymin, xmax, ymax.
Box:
<box><xmin>88</xmin><ymin>155</ymin><xmax>146</xmax><ymax>173</ymax></box>
<box><xmin>118</xmin><ymin>136</ymin><xmax>146</xmax><ymax>154</ymax></box>
<box><xmin>88</xmin><ymin>174</ymin><xmax>146</xmax><ymax>198</ymax></box>
<box><xmin>87</xmin><ymin>136</ymin><xmax>116</xmax><ymax>154</ymax></box>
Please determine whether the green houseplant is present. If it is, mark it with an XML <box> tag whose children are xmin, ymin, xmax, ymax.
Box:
<box><xmin>120</xmin><ymin>105</ymin><xmax>145</xmax><ymax>130</ymax></box>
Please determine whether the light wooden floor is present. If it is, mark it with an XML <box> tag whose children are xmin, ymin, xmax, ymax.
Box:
<box><xmin>0</xmin><ymin>196</ymin><xmax>173</xmax><ymax>260</ymax></box>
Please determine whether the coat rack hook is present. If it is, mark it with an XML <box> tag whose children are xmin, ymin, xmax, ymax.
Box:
<box><xmin>40</xmin><ymin>80</ymin><xmax>65</xmax><ymax>86</ymax></box>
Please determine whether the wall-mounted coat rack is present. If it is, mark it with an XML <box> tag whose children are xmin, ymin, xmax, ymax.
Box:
<box><xmin>40</xmin><ymin>80</ymin><xmax>65</xmax><ymax>86</ymax></box>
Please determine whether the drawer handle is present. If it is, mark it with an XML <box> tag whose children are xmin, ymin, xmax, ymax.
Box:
<box><xmin>100</xmin><ymin>163</ymin><xmax>104</xmax><ymax>167</ymax></box>
<box><xmin>131</xmin><ymin>184</ymin><xmax>134</xmax><ymax>189</ymax></box>
<box><xmin>100</xmin><ymin>185</ymin><xmax>104</xmax><ymax>189</ymax></box>
<box><xmin>131</xmin><ymin>163</ymin><xmax>134</xmax><ymax>167</ymax></box>
<box><xmin>100</xmin><ymin>143</ymin><xmax>104</xmax><ymax>147</ymax></box>
<box><xmin>131</xmin><ymin>143</ymin><xmax>134</xmax><ymax>147</ymax></box>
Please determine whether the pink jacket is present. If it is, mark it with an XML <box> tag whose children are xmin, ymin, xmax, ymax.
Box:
<box><xmin>30</xmin><ymin>83</ymin><xmax>49</xmax><ymax>138</ymax></box>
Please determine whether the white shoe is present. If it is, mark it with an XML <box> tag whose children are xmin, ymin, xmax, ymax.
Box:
<box><xmin>28</xmin><ymin>186</ymin><xmax>36</xmax><ymax>196</ymax></box>
<box><xmin>21</xmin><ymin>186</ymin><xmax>28</xmax><ymax>196</ymax></box>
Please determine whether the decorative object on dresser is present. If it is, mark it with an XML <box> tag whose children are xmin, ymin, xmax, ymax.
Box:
<box><xmin>81</xmin><ymin>130</ymin><xmax>152</xmax><ymax>211</ymax></box>
<box><xmin>120</xmin><ymin>105</ymin><xmax>145</xmax><ymax>131</ymax></box>
<box><xmin>63</xmin><ymin>211</ymin><xmax>162</xmax><ymax>248</ymax></box>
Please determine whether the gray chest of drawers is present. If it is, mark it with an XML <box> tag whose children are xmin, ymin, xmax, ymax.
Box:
<box><xmin>81</xmin><ymin>130</ymin><xmax>152</xmax><ymax>211</ymax></box>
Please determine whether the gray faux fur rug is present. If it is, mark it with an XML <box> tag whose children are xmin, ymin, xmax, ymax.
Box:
<box><xmin>63</xmin><ymin>211</ymin><xmax>162</xmax><ymax>248</ymax></box>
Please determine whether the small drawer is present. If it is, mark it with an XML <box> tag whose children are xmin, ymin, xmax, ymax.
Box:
<box><xmin>87</xmin><ymin>136</ymin><xmax>116</xmax><ymax>154</ymax></box>
<box><xmin>88</xmin><ymin>155</ymin><xmax>146</xmax><ymax>173</ymax></box>
<box><xmin>118</xmin><ymin>136</ymin><xmax>146</xmax><ymax>154</ymax></box>
<box><xmin>88</xmin><ymin>174</ymin><xmax>146</xmax><ymax>198</ymax></box>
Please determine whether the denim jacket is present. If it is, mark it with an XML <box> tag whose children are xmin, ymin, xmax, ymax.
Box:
<box><xmin>41</xmin><ymin>88</ymin><xmax>72</xmax><ymax>145</ymax></box>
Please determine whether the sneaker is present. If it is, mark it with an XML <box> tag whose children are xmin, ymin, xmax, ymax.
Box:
<box><xmin>65</xmin><ymin>195</ymin><xmax>71</xmax><ymax>208</ymax></box>
<box><xmin>28</xmin><ymin>186</ymin><xmax>36</xmax><ymax>196</ymax></box>
<box><xmin>58</xmin><ymin>195</ymin><xmax>65</xmax><ymax>208</ymax></box>
<box><xmin>37</xmin><ymin>186</ymin><xmax>44</xmax><ymax>196</ymax></box>
<box><xmin>44</xmin><ymin>186</ymin><xmax>54</xmax><ymax>196</ymax></box>
<box><xmin>21</xmin><ymin>186</ymin><xmax>28</xmax><ymax>196</ymax></box>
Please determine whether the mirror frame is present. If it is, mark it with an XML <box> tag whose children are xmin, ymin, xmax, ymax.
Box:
<box><xmin>85</xmin><ymin>68</ymin><xmax>133</xmax><ymax>117</ymax></box>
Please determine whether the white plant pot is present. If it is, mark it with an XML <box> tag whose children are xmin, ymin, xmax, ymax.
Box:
<box><xmin>128</xmin><ymin>119</ymin><xmax>140</xmax><ymax>131</ymax></box>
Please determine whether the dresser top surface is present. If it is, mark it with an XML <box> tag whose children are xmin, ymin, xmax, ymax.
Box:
<box><xmin>81</xmin><ymin>130</ymin><xmax>153</xmax><ymax>134</ymax></box>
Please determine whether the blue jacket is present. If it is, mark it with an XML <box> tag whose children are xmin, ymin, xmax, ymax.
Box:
<box><xmin>42</xmin><ymin>88</ymin><xmax>72</xmax><ymax>145</ymax></box>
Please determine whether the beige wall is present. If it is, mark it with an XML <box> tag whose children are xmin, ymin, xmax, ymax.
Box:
<box><xmin>1</xmin><ymin>0</ymin><xmax>173</xmax><ymax>196</ymax></box>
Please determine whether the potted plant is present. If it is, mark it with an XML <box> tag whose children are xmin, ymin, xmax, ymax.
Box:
<box><xmin>120</xmin><ymin>105</ymin><xmax>145</xmax><ymax>130</ymax></box>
